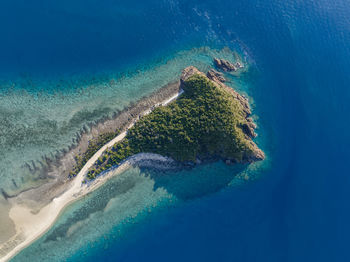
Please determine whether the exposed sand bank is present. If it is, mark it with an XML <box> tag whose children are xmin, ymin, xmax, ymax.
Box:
<box><xmin>0</xmin><ymin>88</ymin><xmax>183</xmax><ymax>262</ymax></box>
<box><xmin>0</xmin><ymin>198</ymin><xmax>15</xmax><ymax>245</ymax></box>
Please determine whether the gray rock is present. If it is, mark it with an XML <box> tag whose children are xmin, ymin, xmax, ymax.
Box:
<box><xmin>207</xmin><ymin>69</ymin><xmax>226</xmax><ymax>82</ymax></box>
<box><xmin>241</xmin><ymin>122</ymin><xmax>257</xmax><ymax>138</ymax></box>
<box><xmin>214</xmin><ymin>58</ymin><xmax>244</xmax><ymax>72</ymax></box>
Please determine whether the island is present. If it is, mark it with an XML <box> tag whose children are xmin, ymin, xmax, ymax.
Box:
<box><xmin>0</xmin><ymin>62</ymin><xmax>264</xmax><ymax>262</ymax></box>
<box><xmin>87</xmin><ymin>66</ymin><xmax>264</xmax><ymax>180</ymax></box>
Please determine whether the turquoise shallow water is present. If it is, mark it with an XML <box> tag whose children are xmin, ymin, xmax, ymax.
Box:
<box><xmin>9</xmin><ymin>50</ymin><xmax>268</xmax><ymax>260</ymax></box>
<box><xmin>0</xmin><ymin>47</ymin><xmax>246</xmax><ymax>195</ymax></box>
<box><xmin>12</xmin><ymin>167</ymin><xmax>177</xmax><ymax>262</ymax></box>
<box><xmin>3</xmin><ymin>0</ymin><xmax>350</xmax><ymax>261</ymax></box>
<box><xmin>12</xmin><ymin>161</ymin><xmax>268</xmax><ymax>262</ymax></box>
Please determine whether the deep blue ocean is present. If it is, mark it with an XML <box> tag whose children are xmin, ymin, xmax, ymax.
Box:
<box><xmin>2</xmin><ymin>0</ymin><xmax>350</xmax><ymax>261</ymax></box>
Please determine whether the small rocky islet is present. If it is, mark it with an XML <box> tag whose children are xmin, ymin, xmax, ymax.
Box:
<box><xmin>214</xmin><ymin>58</ymin><xmax>244</xmax><ymax>72</ymax></box>
<box><xmin>86</xmin><ymin>61</ymin><xmax>264</xmax><ymax>180</ymax></box>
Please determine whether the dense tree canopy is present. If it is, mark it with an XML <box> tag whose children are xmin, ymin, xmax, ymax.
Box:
<box><xmin>87</xmin><ymin>74</ymin><xmax>258</xmax><ymax>180</ymax></box>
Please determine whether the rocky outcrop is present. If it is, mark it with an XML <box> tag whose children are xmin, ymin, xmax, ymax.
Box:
<box><xmin>214</xmin><ymin>58</ymin><xmax>243</xmax><ymax>72</ymax></box>
<box><xmin>207</xmin><ymin>69</ymin><xmax>226</xmax><ymax>82</ymax></box>
<box><xmin>241</xmin><ymin>117</ymin><xmax>257</xmax><ymax>138</ymax></box>
<box><xmin>181</xmin><ymin>66</ymin><xmax>251</xmax><ymax>116</ymax></box>
<box><xmin>181</xmin><ymin>64</ymin><xmax>250</xmax><ymax>117</ymax></box>
<box><xmin>181</xmin><ymin>66</ymin><xmax>206</xmax><ymax>82</ymax></box>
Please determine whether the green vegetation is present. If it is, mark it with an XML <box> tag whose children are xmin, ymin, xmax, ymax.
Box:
<box><xmin>86</xmin><ymin>74</ymin><xmax>258</xmax><ymax>180</ymax></box>
<box><xmin>69</xmin><ymin>131</ymin><xmax>120</xmax><ymax>178</ymax></box>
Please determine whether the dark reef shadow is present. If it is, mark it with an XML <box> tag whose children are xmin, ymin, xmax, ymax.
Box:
<box><xmin>42</xmin><ymin>161</ymin><xmax>246</xmax><ymax>244</ymax></box>
<box><xmin>140</xmin><ymin>161</ymin><xmax>247</xmax><ymax>201</ymax></box>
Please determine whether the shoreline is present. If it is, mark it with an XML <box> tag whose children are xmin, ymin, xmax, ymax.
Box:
<box><xmin>4</xmin><ymin>80</ymin><xmax>182</xmax><ymax>210</ymax></box>
<box><xmin>0</xmin><ymin>64</ymin><xmax>264</xmax><ymax>261</ymax></box>
<box><xmin>0</xmin><ymin>88</ymin><xmax>183</xmax><ymax>262</ymax></box>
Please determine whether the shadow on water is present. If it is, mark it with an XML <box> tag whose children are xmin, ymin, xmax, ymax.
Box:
<box><xmin>43</xmin><ymin>160</ymin><xmax>247</xmax><ymax>243</ymax></box>
<box><xmin>44</xmin><ymin>171</ymin><xmax>139</xmax><ymax>242</ymax></box>
<box><xmin>141</xmin><ymin>161</ymin><xmax>247</xmax><ymax>201</ymax></box>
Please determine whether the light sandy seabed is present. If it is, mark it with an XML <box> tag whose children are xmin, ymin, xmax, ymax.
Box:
<box><xmin>0</xmin><ymin>91</ymin><xmax>182</xmax><ymax>262</ymax></box>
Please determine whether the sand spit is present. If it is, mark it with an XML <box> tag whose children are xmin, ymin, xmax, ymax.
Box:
<box><xmin>0</xmin><ymin>85</ymin><xmax>183</xmax><ymax>262</ymax></box>
<box><xmin>5</xmin><ymin>80</ymin><xmax>182</xmax><ymax>211</ymax></box>
<box><xmin>0</xmin><ymin>64</ymin><xmax>263</xmax><ymax>261</ymax></box>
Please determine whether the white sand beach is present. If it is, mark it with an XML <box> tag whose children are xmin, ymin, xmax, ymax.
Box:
<box><xmin>0</xmin><ymin>90</ymin><xmax>182</xmax><ymax>262</ymax></box>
